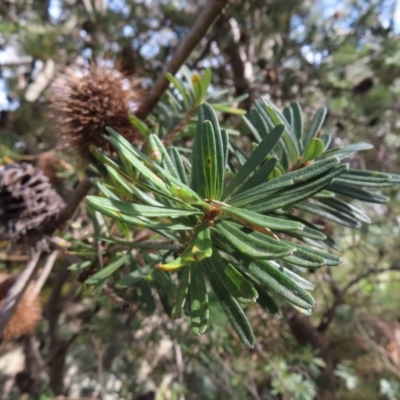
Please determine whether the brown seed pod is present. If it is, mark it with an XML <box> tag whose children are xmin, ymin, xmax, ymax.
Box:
<box><xmin>49</xmin><ymin>64</ymin><xmax>143</xmax><ymax>159</ymax></box>
<box><xmin>0</xmin><ymin>273</ymin><xmax>42</xmax><ymax>342</ymax></box>
<box><xmin>0</xmin><ymin>163</ymin><xmax>65</xmax><ymax>251</ymax></box>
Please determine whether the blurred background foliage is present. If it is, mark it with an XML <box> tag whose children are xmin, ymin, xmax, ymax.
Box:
<box><xmin>0</xmin><ymin>0</ymin><xmax>400</xmax><ymax>399</ymax></box>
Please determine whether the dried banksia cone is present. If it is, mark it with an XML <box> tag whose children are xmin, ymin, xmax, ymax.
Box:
<box><xmin>0</xmin><ymin>163</ymin><xmax>65</xmax><ymax>251</ymax></box>
<box><xmin>50</xmin><ymin>64</ymin><xmax>142</xmax><ymax>159</ymax></box>
<box><xmin>0</xmin><ymin>273</ymin><xmax>42</xmax><ymax>342</ymax></box>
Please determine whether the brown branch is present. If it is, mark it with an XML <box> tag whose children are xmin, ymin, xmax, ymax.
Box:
<box><xmin>318</xmin><ymin>265</ymin><xmax>400</xmax><ymax>333</ymax></box>
<box><xmin>163</xmin><ymin>106</ymin><xmax>198</xmax><ymax>146</ymax></box>
<box><xmin>0</xmin><ymin>251</ymin><xmax>42</xmax><ymax>338</ymax></box>
<box><xmin>135</xmin><ymin>0</ymin><xmax>229</xmax><ymax>119</ymax></box>
<box><xmin>216</xmin><ymin>16</ymin><xmax>253</xmax><ymax>109</ymax></box>
<box><xmin>34</xmin><ymin>249</ymin><xmax>60</xmax><ymax>295</ymax></box>
<box><xmin>57</xmin><ymin>176</ymin><xmax>93</xmax><ymax>227</ymax></box>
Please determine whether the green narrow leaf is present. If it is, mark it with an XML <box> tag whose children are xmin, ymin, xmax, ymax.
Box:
<box><xmin>191</xmin><ymin>105</ymin><xmax>206</xmax><ymax>194</ymax></box>
<box><xmin>190</xmin><ymin>263</ymin><xmax>209</xmax><ymax>335</ymax></box>
<box><xmin>216</xmin><ymin>221</ymin><xmax>294</xmax><ymax>259</ymax></box>
<box><xmin>148</xmin><ymin>134</ymin><xmax>179</xmax><ymax>179</ymax></box>
<box><xmin>284</xmin><ymin>241</ymin><xmax>342</xmax><ymax>266</ymax></box>
<box><xmin>203</xmin><ymin>259</ymin><xmax>254</xmax><ymax>348</ymax></box>
<box><xmin>237</xmin><ymin>157</ymin><xmax>278</xmax><ymax>194</ymax></box>
<box><xmin>280</xmin><ymin>266</ymin><xmax>315</xmax><ymax>291</ymax></box>
<box><xmin>106</xmin><ymin>129</ymin><xmax>170</xmax><ymax>193</ymax></box>
<box><xmin>221</xmin><ymin>128</ymin><xmax>229</xmax><ymax>171</ymax></box>
<box><xmin>153</xmin><ymin>269</ymin><xmax>175</xmax><ymax>315</ymax></box>
<box><xmin>254</xmin><ymin>284</ymin><xmax>281</xmax><ymax>317</ymax></box>
<box><xmin>283</xmin><ymin>105</ymin><xmax>293</xmax><ymax>127</ymax></box>
<box><xmin>283</xmin><ymin>246</ymin><xmax>326</xmax><ymax>268</ymax></box>
<box><xmin>87</xmin><ymin>196</ymin><xmax>200</xmax><ymax>218</ymax></box>
<box><xmin>169</xmin><ymin>147</ymin><xmax>189</xmax><ymax>186</ymax></box>
<box><xmin>334</xmin><ymin>176</ymin><xmax>393</xmax><ymax>188</ymax></box>
<box><xmin>248</xmin><ymin>164</ymin><xmax>348</xmax><ymax>213</ymax></box>
<box><xmin>243</xmin><ymin>114</ymin><xmax>263</xmax><ymax>142</ymax></box>
<box><xmin>219</xmin><ymin>204</ymin><xmax>303</xmax><ymax>232</ymax></box>
<box><xmin>201</xmin><ymin>68</ymin><xmax>212</xmax><ymax>95</ymax></box>
<box><xmin>136</xmin><ymin>279</ymin><xmax>156</xmax><ymax>314</ymax></box>
<box><xmin>202</xmin><ymin>103</ymin><xmax>226</xmax><ymax>198</ymax></box>
<box><xmin>181</xmin><ymin>224</ymin><xmax>212</xmax><ymax>263</ymax></box>
<box><xmin>165</xmin><ymin>72</ymin><xmax>191</xmax><ymax>110</ymax></box>
<box><xmin>192</xmin><ymin>73</ymin><xmax>204</xmax><ymax>106</ymax></box>
<box><xmin>341</xmin><ymin>169</ymin><xmax>392</xmax><ymax>183</ymax></box>
<box><xmin>172</xmin><ymin>267</ymin><xmax>190</xmax><ymax>319</ymax></box>
<box><xmin>230</xmin><ymin>157</ymin><xmax>340</xmax><ymax>207</ymax></box>
<box><xmin>328</xmin><ymin>182</ymin><xmax>389</xmax><ymax>204</ymax></box>
<box><xmin>85</xmin><ymin>254</ymin><xmax>129</xmax><ymax>284</ymax></box>
<box><xmin>304</xmin><ymin>107</ymin><xmax>327</xmax><ymax>147</ymax></box>
<box><xmin>104</xmin><ymin>166</ymin><xmax>164</xmax><ymax>207</ymax></box>
<box><xmin>325</xmin><ymin>142</ymin><xmax>373</xmax><ymax>159</ymax></box>
<box><xmin>317</xmin><ymin>197</ymin><xmax>371</xmax><ymax>224</ymax></box>
<box><xmin>291</xmin><ymin>101</ymin><xmax>303</xmax><ymax>146</ymax></box>
<box><xmin>87</xmin><ymin>198</ymin><xmax>193</xmax><ymax>231</ymax></box>
<box><xmin>245</xmin><ymin>259</ymin><xmax>315</xmax><ymax>310</ymax></box>
<box><xmin>201</xmin><ymin>120</ymin><xmax>219</xmax><ymax>199</ymax></box>
<box><xmin>210</xmin><ymin>251</ymin><xmax>258</xmax><ymax>303</ymax></box>
<box><xmin>222</xmin><ymin>124</ymin><xmax>285</xmax><ymax>199</ymax></box>
<box><xmin>129</xmin><ymin>115</ymin><xmax>150</xmax><ymax>138</ymax></box>
<box><xmin>260</xmin><ymin>98</ymin><xmax>300</xmax><ymax>164</ymax></box>
<box><xmin>294</xmin><ymin>201</ymin><xmax>361</xmax><ymax>228</ymax></box>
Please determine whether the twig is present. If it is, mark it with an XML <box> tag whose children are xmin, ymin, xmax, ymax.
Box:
<box><xmin>318</xmin><ymin>265</ymin><xmax>400</xmax><ymax>333</ymax></box>
<box><xmin>135</xmin><ymin>0</ymin><xmax>229</xmax><ymax>119</ymax></box>
<box><xmin>356</xmin><ymin>321</ymin><xmax>400</xmax><ymax>379</ymax></box>
<box><xmin>0</xmin><ymin>251</ymin><xmax>42</xmax><ymax>338</ymax></box>
<box><xmin>34</xmin><ymin>250</ymin><xmax>59</xmax><ymax>295</ymax></box>
<box><xmin>92</xmin><ymin>335</ymin><xmax>105</xmax><ymax>399</ymax></box>
<box><xmin>29</xmin><ymin>336</ymin><xmax>50</xmax><ymax>374</ymax></box>
<box><xmin>102</xmin><ymin>284</ymin><xmax>137</xmax><ymax>313</ymax></box>
<box><xmin>163</xmin><ymin>106</ymin><xmax>198</xmax><ymax>146</ymax></box>
<box><xmin>57</xmin><ymin>177</ymin><xmax>93</xmax><ymax>227</ymax></box>
<box><xmin>173</xmin><ymin>340</ymin><xmax>185</xmax><ymax>400</ymax></box>
<box><xmin>0</xmin><ymin>253</ymin><xmax>30</xmax><ymax>262</ymax></box>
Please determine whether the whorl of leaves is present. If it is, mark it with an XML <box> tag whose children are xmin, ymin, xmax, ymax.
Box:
<box><xmin>50</xmin><ymin>64</ymin><xmax>143</xmax><ymax>159</ymax></box>
<box><xmin>0</xmin><ymin>163</ymin><xmax>65</xmax><ymax>251</ymax></box>
<box><xmin>81</xmin><ymin>69</ymin><xmax>400</xmax><ymax>347</ymax></box>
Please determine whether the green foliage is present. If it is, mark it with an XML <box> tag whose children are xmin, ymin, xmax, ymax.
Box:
<box><xmin>85</xmin><ymin>70</ymin><xmax>399</xmax><ymax>347</ymax></box>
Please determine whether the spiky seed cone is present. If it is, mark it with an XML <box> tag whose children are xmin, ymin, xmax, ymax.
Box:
<box><xmin>0</xmin><ymin>273</ymin><xmax>42</xmax><ymax>342</ymax></box>
<box><xmin>0</xmin><ymin>163</ymin><xmax>65</xmax><ymax>251</ymax></box>
<box><xmin>50</xmin><ymin>64</ymin><xmax>142</xmax><ymax>159</ymax></box>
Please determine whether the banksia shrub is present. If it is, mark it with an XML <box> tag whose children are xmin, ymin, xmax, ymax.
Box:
<box><xmin>50</xmin><ymin>65</ymin><xmax>142</xmax><ymax>159</ymax></box>
<box><xmin>81</xmin><ymin>71</ymin><xmax>399</xmax><ymax>347</ymax></box>
<box><xmin>0</xmin><ymin>273</ymin><xmax>42</xmax><ymax>342</ymax></box>
<box><xmin>0</xmin><ymin>163</ymin><xmax>65</xmax><ymax>251</ymax></box>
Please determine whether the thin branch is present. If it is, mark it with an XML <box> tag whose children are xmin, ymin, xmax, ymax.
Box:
<box><xmin>356</xmin><ymin>321</ymin><xmax>400</xmax><ymax>380</ymax></box>
<box><xmin>57</xmin><ymin>176</ymin><xmax>93</xmax><ymax>227</ymax></box>
<box><xmin>92</xmin><ymin>335</ymin><xmax>105</xmax><ymax>399</ymax></box>
<box><xmin>102</xmin><ymin>284</ymin><xmax>137</xmax><ymax>313</ymax></box>
<box><xmin>0</xmin><ymin>251</ymin><xmax>42</xmax><ymax>338</ymax></box>
<box><xmin>318</xmin><ymin>265</ymin><xmax>400</xmax><ymax>333</ymax></box>
<box><xmin>34</xmin><ymin>250</ymin><xmax>60</xmax><ymax>295</ymax></box>
<box><xmin>163</xmin><ymin>106</ymin><xmax>198</xmax><ymax>146</ymax></box>
<box><xmin>135</xmin><ymin>0</ymin><xmax>229</xmax><ymax>119</ymax></box>
<box><xmin>173</xmin><ymin>340</ymin><xmax>185</xmax><ymax>400</ymax></box>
